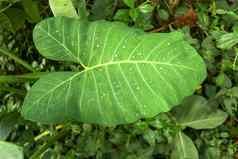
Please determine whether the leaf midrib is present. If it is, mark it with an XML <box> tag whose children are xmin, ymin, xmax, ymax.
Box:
<box><xmin>31</xmin><ymin>60</ymin><xmax>196</xmax><ymax>105</ymax></box>
<box><xmin>179</xmin><ymin>132</ymin><xmax>187</xmax><ymax>158</ymax></box>
<box><xmin>180</xmin><ymin>116</ymin><xmax>225</xmax><ymax>127</ymax></box>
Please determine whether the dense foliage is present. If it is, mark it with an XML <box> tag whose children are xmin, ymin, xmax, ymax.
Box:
<box><xmin>0</xmin><ymin>0</ymin><xmax>238</xmax><ymax>158</ymax></box>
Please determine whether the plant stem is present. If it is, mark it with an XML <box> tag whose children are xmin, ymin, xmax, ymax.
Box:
<box><xmin>30</xmin><ymin>128</ymin><xmax>69</xmax><ymax>159</ymax></box>
<box><xmin>233</xmin><ymin>47</ymin><xmax>238</xmax><ymax>70</ymax></box>
<box><xmin>0</xmin><ymin>47</ymin><xmax>35</xmax><ymax>72</ymax></box>
<box><xmin>34</xmin><ymin>125</ymin><xmax>64</xmax><ymax>141</ymax></box>
<box><xmin>166</xmin><ymin>112</ymin><xmax>177</xmax><ymax>123</ymax></box>
<box><xmin>0</xmin><ymin>72</ymin><xmax>48</xmax><ymax>83</ymax></box>
<box><xmin>0</xmin><ymin>86</ymin><xmax>26</xmax><ymax>95</ymax></box>
<box><xmin>0</xmin><ymin>3</ymin><xmax>13</xmax><ymax>14</ymax></box>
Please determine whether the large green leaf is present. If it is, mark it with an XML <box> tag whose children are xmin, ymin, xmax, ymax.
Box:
<box><xmin>22</xmin><ymin>17</ymin><xmax>206</xmax><ymax>125</ymax></box>
<box><xmin>0</xmin><ymin>141</ymin><xmax>23</xmax><ymax>159</ymax></box>
<box><xmin>172</xmin><ymin>95</ymin><xmax>228</xmax><ymax>129</ymax></box>
<box><xmin>171</xmin><ymin>132</ymin><xmax>198</xmax><ymax>159</ymax></box>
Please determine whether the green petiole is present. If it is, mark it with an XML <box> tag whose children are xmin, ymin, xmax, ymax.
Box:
<box><xmin>0</xmin><ymin>47</ymin><xmax>36</xmax><ymax>72</ymax></box>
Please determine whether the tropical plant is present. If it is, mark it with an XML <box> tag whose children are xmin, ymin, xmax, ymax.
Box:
<box><xmin>0</xmin><ymin>0</ymin><xmax>237</xmax><ymax>158</ymax></box>
<box><xmin>171</xmin><ymin>95</ymin><xmax>228</xmax><ymax>158</ymax></box>
<box><xmin>21</xmin><ymin>16</ymin><xmax>207</xmax><ymax>125</ymax></box>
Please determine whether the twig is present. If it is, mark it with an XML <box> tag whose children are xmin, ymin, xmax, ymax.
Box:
<box><xmin>0</xmin><ymin>3</ymin><xmax>13</xmax><ymax>14</ymax></box>
<box><xmin>0</xmin><ymin>86</ymin><xmax>26</xmax><ymax>95</ymax></box>
<box><xmin>30</xmin><ymin>128</ymin><xmax>69</xmax><ymax>159</ymax></box>
<box><xmin>34</xmin><ymin>125</ymin><xmax>64</xmax><ymax>141</ymax></box>
<box><xmin>0</xmin><ymin>72</ymin><xmax>48</xmax><ymax>83</ymax></box>
<box><xmin>0</xmin><ymin>47</ymin><xmax>36</xmax><ymax>72</ymax></box>
<box><xmin>149</xmin><ymin>22</ymin><xmax>173</xmax><ymax>32</ymax></box>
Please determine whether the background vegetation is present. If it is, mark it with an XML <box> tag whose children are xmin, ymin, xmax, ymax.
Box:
<box><xmin>0</xmin><ymin>0</ymin><xmax>238</xmax><ymax>158</ymax></box>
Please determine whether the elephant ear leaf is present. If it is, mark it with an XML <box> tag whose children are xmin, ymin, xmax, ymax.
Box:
<box><xmin>22</xmin><ymin>17</ymin><xmax>207</xmax><ymax>125</ymax></box>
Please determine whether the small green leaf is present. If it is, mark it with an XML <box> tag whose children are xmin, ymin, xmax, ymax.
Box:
<box><xmin>173</xmin><ymin>96</ymin><xmax>228</xmax><ymax>129</ymax></box>
<box><xmin>0</xmin><ymin>112</ymin><xmax>19</xmax><ymax>140</ymax></box>
<box><xmin>0</xmin><ymin>13</ymin><xmax>13</xmax><ymax>32</ymax></box>
<box><xmin>216</xmin><ymin>9</ymin><xmax>227</xmax><ymax>15</ymax></box>
<box><xmin>21</xmin><ymin>0</ymin><xmax>41</xmax><ymax>23</ymax></box>
<box><xmin>123</xmin><ymin>0</ymin><xmax>135</xmax><ymax>8</ymax></box>
<box><xmin>171</xmin><ymin>132</ymin><xmax>198</xmax><ymax>159</ymax></box>
<box><xmin>143</xmin><ymin>129</ymin><xmax>156</xmax><ymax>146</ymax></box>
<box><xmin>157</xmin><ymin>9</ymin><xmax>169</xmax><ymax>21</ymax></box>
<box><xmin>89</xmin><ymin>0</ymin><xmax>115</xmax><ymax>20</ymax></box>
<box><xmin>0</xmin><ymin>141</ymin><xmax>23</xmax><ymax>159</ymax></box>
<box><xmin>129</xmin><ymin>8</ymin><xmax>139</xmax><ymax>21</ymax></box>
<box><xmin>22</xmin><ymin>17</ymin><xmax>206</xmax><ymax>125</ymax></box>
<box><xmin>49</xmin><ymin>0</ymin><xmax>78</xmax><ymax>17</ymax></box>
<box><xmin>215</xmin><ymin>73</ymin><xmax>232</xmax><ymax>88</ymax></box>
<box><xmin>74</xmin><ymin>0</ymin><xmax>87</xmax><ymax>20</ymax></box>
<box><xmin>202</xmin><ymin>147</ymin><xmax>221</xmax><ymax>159</ymax></box>
<box><xmin>197</xmin><ymin>12</ymin><xmax>209</xmax><ymax>30</ymax></box>
<box><xmin>216</xmin><ymin>32</ymin><xmax>238</xmax><ymax>49</ymax></box>
<box><xmin>113</xmin><ymin>9</ymin><xmax>130</xmax><ymax>22</ymax></box>
<box><xmin>4</xmin><ymin>8</ymin><xmax>26</xmax><ymax>31</ymax></box>
<box><xmin>138</xmin><ymin>3</ymin><xmax>154</xmax><ymax>14</ymax></box>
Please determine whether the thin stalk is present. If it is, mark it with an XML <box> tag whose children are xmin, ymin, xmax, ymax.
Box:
<box><xmin>233</xmin><ymin>47</ymin><xmax>238</xmax><ymax>70</ymax></box>
<box><xmin>166</xmin><ymin>112</ymin><xmax>177</xmax><ymax>123</ymax></box>
<box><xmin>0</xmin><ymin>3</ymin><xmax>13</xmax><ymax>14</ymax></box>
<box><xmin>30</xmin><ymin>128</ymin><xmax>69</xmax><ymax>159</ymax></box>
<box><xmin>0</xmin><ymin>47</ymin><xmax>35</xmax><ymax>72</ymax></box>
<box><xmin>0</xmin><ymin>86</ymin><xmax>26</xmax><ymax>95</ymax></box>
<box><xmin>34</xmin><ymin>125</ymin><xmax>64</xmax><ymax>141</ymax></box>
<box><xmin>0</xmin><ymin>72</ymin><xmax>48</xmax><ymax>83</ymax></box>
<box><xmin>77</xmin><ymin>0</ymin><xmax>87</xmax><ymax>20</ymax></box>
<box><xmin>233</xmin><ymin>54</ymin><xmax>238</xmax><ymax>70</ymax></box>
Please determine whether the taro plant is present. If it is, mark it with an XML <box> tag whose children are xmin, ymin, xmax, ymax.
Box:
<box><xmin>0</xmin><ymin>0</ymin><xmax>233</xmax><ymax>158</ymax></box>
<box><xmin>171</xmin><ymin>95</ymin><xmax>228</xmax><ymax>158</ymax></box>
<box><xmin>21</xmin><ymin>0</ymin><xmax>207</xmax><ymax>125</ymax></box>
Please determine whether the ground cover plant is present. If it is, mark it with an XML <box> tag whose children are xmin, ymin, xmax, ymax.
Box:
<box><xmin>0</xmin><ymin>0</ymin><xmax>238</xmax><ymax>158</ymax></box>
